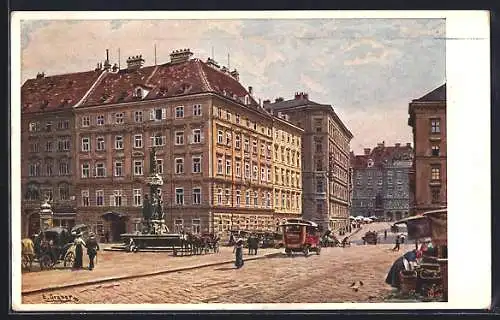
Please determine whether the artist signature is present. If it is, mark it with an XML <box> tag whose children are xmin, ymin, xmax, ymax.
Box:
<box><xmin>42</xmin><ymin>293</ymin><xmax>79</xmax><ymax>303</ymax></box>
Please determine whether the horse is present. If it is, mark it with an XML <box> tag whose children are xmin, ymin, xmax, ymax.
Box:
<box><xmin>21</xmin><ymin>238</ymin><xmax>35</xmax><ymax>271</ymax></box>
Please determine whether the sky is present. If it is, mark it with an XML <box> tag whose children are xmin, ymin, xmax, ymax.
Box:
<box><xmin>20</xmin><ymin>18</ymin><xmax>445</xmax><ymax>154</ymax></box>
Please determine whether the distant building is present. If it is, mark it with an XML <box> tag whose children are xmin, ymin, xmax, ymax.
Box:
<box><xmin>350</xmin><ymin>142</ymin><xmax>413</xmax><ymax>221</ymax></box>
<box><xmin>265</xmin><ymin>92</ymin><xmax>353</xmax><ymax>232</ymax></box>
<box><xmin>408</xmin><ymin>84</ymin><xmax>447</xmax><ymax>215</ymax></box>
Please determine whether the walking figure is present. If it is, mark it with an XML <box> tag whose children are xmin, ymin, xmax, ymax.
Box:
<box><xmin>384</xmin><ymin>230</ymin><xmax>387</xmax><ymax>240</ymax></box>
<box><xmin>73</xmin><ymin>232</ymin><xmax>86</xmax><ymax>269</ymax></box>
<box><xmin>233</xmin><ymin>238</ymin><xmax>244</xmax><ymax>269</ymax></box>
<box><xmin>86</xmin><ymin>232</ymin><xmax>100</xmax><ymax>270</ymax></box>
<box><xmin>392</xmin><ymin>235</ymin><xmax>400</xmax><ymax>251</ymax></box>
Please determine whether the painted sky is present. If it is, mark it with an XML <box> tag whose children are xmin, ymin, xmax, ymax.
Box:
<box><xmin>20</xmin><ymin>19</ymin><xmax>445</xmax><ymax>154</ymax></box>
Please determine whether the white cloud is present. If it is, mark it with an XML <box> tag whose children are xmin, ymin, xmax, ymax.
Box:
<box><xmin>299</xmin><ymin>74</ymin><xmax>327</xmax><ymax>94</ymax></box>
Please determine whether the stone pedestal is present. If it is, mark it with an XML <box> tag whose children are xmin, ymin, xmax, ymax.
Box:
<box><xmin>39</xmin><ymin>200</ymin><xmax>53</xmax><ymax>233</ymax></box>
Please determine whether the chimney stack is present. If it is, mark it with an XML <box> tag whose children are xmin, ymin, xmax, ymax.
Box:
<box><xmin>364</xmin><ymin>148</ymin><xmax>371</xmax><ymax>155</ymax></box>
<box><xmin>126</xmin><ymin>55</ymin><xmax>145</xmax><ymax>70</ymax></box>
<box><xmin>406</xmin><ymin>142</ymin><xmax>412</xmax><ymax>148</ymax></box>
<box><xmin>170</xmin><ymin>48</ymin><xmax>193</xmax><ymax>64</ymax></box>
<box><xmin>104</xmin><ymin>49</ymin><xmax>111</xmax><ymax>70</ymax></box>
<box><xmin>275</xmin><ymin>97</ymin><xmax>284</xmax><ymax>103</ymax></box>
<box><xmin>248</xmin><ymin>86</ymin><xmax>253</xmax><ymax>95</ymax></box>
<box><xmin>36</xmin><ymin>72</ymin><xmax>45</xmax><ymax>79</ymax></box>
<box><xmin>395</xmin><ymin>143</ymin><xmax>401</xmax><ymax>148</ymax></box>
<box><xmin>230</xmin><ymin>69</ymin><xmax>240</xmax><ymax>81</ymax></box>
<box><xmin>263</xmin><ymin>99</ymin><xmax>271</xmax><ymax>105</ymax></box>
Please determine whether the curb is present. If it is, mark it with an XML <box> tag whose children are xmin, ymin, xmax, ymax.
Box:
<box><xmin>22</xmin><ymin>252</ymin><xmax>281</xmax><ymax>295</ymax></box>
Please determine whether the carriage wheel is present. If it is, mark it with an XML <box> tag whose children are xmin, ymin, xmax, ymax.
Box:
<box><xmin>39</xmin><ymin>254</ymin><xmax>52</xmax><ymax>270</ymax></box>
<box><xmin>303</xmin><ymin>246</ymin><xmax>309</xmax><ymax>256</ymax></box>
<box><xmin>285</xmin><ymin>248</ymin><xmax>292</xmax><ymax>256</ymax></box>
<box><xmin>64</xmin><ymin>252</ymin><xmax>75</xmax><ymax>267</ymax></box>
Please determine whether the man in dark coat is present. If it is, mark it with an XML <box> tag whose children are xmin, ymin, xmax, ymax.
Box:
<box><xmin>86</xmin><ymin>232</ymin><xmax>100</xmax><ymax>270</ymax></box>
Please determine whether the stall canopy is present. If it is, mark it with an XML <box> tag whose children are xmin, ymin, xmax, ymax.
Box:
<box><xmin>394</xmin><ymin>209</ymin><xmax>447</xmax><ymax>244</ymax></box>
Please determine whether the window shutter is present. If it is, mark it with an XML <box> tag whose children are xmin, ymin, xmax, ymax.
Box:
<box><xmin>162</xmin><ymin>108</ymin><xmax>167</xmax><ymax>120</ymax></box>
<box><xmin>109</xmin><ymin>195</ymin><xmax>114</xmax><ymax>207</ymax></box>
<box><xmin>149</xmin><ymin>109</ymin><xmax>155</xmax><ymax>121</ymax></box>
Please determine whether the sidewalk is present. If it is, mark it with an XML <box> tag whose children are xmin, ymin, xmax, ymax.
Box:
<box><xmin>22</xmin><ymin>247</ymin><xmax>279</xmax><ymax>294</ymax></box>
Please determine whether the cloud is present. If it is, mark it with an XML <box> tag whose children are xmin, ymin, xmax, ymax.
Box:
<box><xmin>299</xmin><ymin>74</ymin><xmax>327</xmax><ymax>94</ymax></box>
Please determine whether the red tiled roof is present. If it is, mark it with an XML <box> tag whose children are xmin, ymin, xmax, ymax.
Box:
<box><xmin>21</xmin><ymin>70</ymin><xmax>103</xmax><ymax>114</ymax></box>
<box><xmin>350</xmin><ymin>144</ymin><xmax>413</xmax><ymax>169</ymax></box>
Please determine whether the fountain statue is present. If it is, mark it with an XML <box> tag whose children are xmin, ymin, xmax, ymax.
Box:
<box><xmin>143</xmin><ymin>146</ymin><xmax>169</xmax><ymax>234</ymax></box>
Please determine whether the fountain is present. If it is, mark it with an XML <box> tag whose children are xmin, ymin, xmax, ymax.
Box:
<box><xmin>114</xmin><ymin>147</ymin><xmax>185</xmax><ymax>252</ymax></box>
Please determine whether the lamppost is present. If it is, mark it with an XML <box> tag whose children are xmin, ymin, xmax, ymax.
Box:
<box><xmin>39</xmin><ymin>198</ymin><xmax>53</xmax><ymax>235</ymax></box>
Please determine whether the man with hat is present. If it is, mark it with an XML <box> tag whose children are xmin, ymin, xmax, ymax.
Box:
<box><xmin>86</xmin><ymin>232</ymin><xmax>100</xmax><ymax>270</ymax></box>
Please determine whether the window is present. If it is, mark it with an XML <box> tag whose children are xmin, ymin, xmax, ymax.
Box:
<box><xmin>58</xmin><ymin>160</ymin><xmax>69</xmax><ymax>175</ymax></box>
<box><xmin>245</xmin><ymin>191</ymin><xmax>250</xmax><ymax>206</ymax></box>
<box><xmin>174</xmin><ymin>219</ymin><xmax>183</xmax><ymax>233</ymax></box>
<box><xmin>236</xmin><ymin>190</ymin><xmax>241</xmax><ymax>206</ymax></box>
<box><xmin>432</xmin><ymin>145</ymin><xmax>440</xmax><ymax>156</ymax></box>
<box><xmin>252</xmin><ymin>140</ymin><xmax>258</xmax><ymax>154</ymax></box>
<box><xmin>29</xmin><ymin>142</ymin><xmax>39</xmax><ymax>153</ymax></box>
<box><xmin>244</xmin><ymin>138</ymin><xmax>250</xmax><ymax>152</ymax></box>
<box><xmin>236</xmin><ymin>114</ymin><xmax>240</xmax><ymax>124</ymax></box>
<box><xmin>235</xmin><ymin>135</ymin><xmax>241</xmax><ymax>149</ymax></box>
<box><xmin>96</xmin><ymin>115</ymin><xmax>105</xmax><ymax>125</ymax></box>
<box><xmin>175</xmin><ymin>158</ymin><xmax>184</xmax><ymax>174</ymax></box>
<box><xmin>114</xmin><ymin>161</ymin><xmax>123</xmax><ymax>177</ymax></box>
<box><xmin>45</xmin><ymin>121</ymin><xmax>52</xmax><ymax>132</ymax></box>
<box><xmin>193</xmin><ymin>129</ymin><xmax>201</xmax><ymax>143</ymax></box>
<box><xmin>431</xmin><ymin>188</ymin><xmax>441</xmax><ymax>203</ymax></box>
<box><xmin>267</xmin><ymin>168</ymin><xmax>271</xmax><ymax>182</ymax></box>
<box><xmin>96</xmin><ymin>190</ymin><xmax>104</xmax><ymax>206</ymax></box>
<box><xmin>226</xmin><ymin>132</ymin><xmax>232</xmax><ymax>145</ymax></box>
<box><xmin>261</xmin><ymin>167</ymin><xmax>266</xmax><ymax>181</ymax></box>
<box><xmin>217</xmin><ymin>130</ymin><xmax>223</xmax><ymax>144</ymax></box>
<box><xmin>115</xmin><ymin>112</ymin><xmax>124</xmax><ymax>124</ymax></box>
<box><xmin>254</xmin><ymin>192</ymin><xmax>258</xmax><ymax>207</ymax></box>
<box><xmin>115</xmin><ymin>136</ymin><xmax>124</xmax><ymax>150</ymax></box>
<box><xmin>152</xmin><ymin>108</ymin><xmax>166</xmax><ymax>121</ymax></box>
<box><xmin>96</xmin><ymin>162</ymin><xmax>106</xmax><ymax>177</ymax></box>
<box><xmin>317</xmin><ymin>179</ymin><xmax>324</xmax><ymax>193</ymax></box>
<box><xmin>192</xmin><ymin>156</ymin><xmax>201</xmax><ymax>173</ymax></box>
<box><xmin>112</xmin><ymin>190</ymin><xmax>123</xmax><ymax>207</ymax></box>
<box><xmin>226</xmin><ymin>112</ymin><xmax>232</xmax><ymax>121</ymax></box>
<box><xmin>95</xmin><ymin>136</ymin><xmax>105</xmax><ymax>151</ymax></box>
<box><xmin>45</xmin><ymin>160</ymin><xmax>53</xmax><ymax>176</ymax></box>
<box><xmin>45</xmin><ymin>141</ymin><xmax>53</xmax><ymax>152</ymax></box>
<box><xmin>261</xmin><ymin>143</ymin><xmax>265</xmax><ymax>157</ymax></box>
<box><xmin>134</xmin><ymin>160</ymin><xmax>144</xmax><ymax>176</ymax></box>
<box><xmin>192</xmin><ymin>219</ymin><xmax>201</xmax><ymax>235</ymax></box>
<box><xmin>81</xmin><ymin>137</ymin><xmax>90</xmax><ymax>152</ymax></box>
<box><xmin>217</xmin><ymin>188</ymin><xmax>223</xmax><ymax>205</ymax></box>
<box><xmin>81</xmin><ymin>190</ymin><xmax>90</xmax><ymax>207</ymax></box>
<box><xmin>175</xmin><ymin>106</ymin><xmax>184</xmax><ymax>118</ymax></box>
<box><xmin>175</xmin><ymin>131</ymin><xmax>184</xmax><ymax>145</ymax></box>
<box><xmin>82</xmin><ymin>116</ymin><xmax>90</xmax><ymax>127</ymax></box>
<box><xmin>253</xmin><ymin>165</ymin><xmax>258</xmax><ymax>180</ymax></box>
<box><xmin>431</xmin><ymin>118</ymin><xmax>441</xmax><ymax>133</ymax></box>
<box><xmin>28</xmin><ymin>122</ymin><xmax>39</xmax><ymax>132</ymax></box>
<box><xmin>226</xmin><ymin>160</ymin><xmax>231</xmax><ymax>175</ymax></box>
<box><xmin>245</xmin><ymin>162</ymin><xmax>250</xmax><ymax>179</ymax></box>
<box><xmin>193</xmin><ymin>188</ymin><xmax>201</xmax><ymax>204</ymax></box>
<box><xmin>133</xmin><ymin>189</ymin><xmax>142</xmax><ymax>206</ymax></box>
<box><xmin>134</xmin><ymin>111</ymin><xmax>143</xmax><ymax>122</ymax></box>
<box><xmin>316</xmin><ymin>142</ymin><xmax>322</xmax><ymax>153</ymax></box>
<box><xmin>155</xmin><ymin>159</ymin><xmax>164</xmax><ymax>174</ymax></box>
<box><xmin>134</xmin><ymin>134</ymin><xmax>143</xmax><ymax>148</ymax></box>
<box><xmin>275</xmin><ymin>192</ymin><xmax>279</xmax><ymax>206</ymax></box>
<box><xmin>59</xmin><ymin>184</ymin><xmax>69</xmax><ymax>201</ymax></box>
<box><xmin>316</xmin><ymin>159</ymin><xmax>323</xmax><ymax>171</ymax></box>
<box><xmin>81</xmin><ymin>163</ymin><xmax>90</xmax><ymax>178</ymax></box>
<box><xmin>175</xmin><ymin>188</ymin><xmax>184</xmax><ymax>205</ymax></box>
<box><xmin>266</xmin><ymin>192</ymin><xmax>271</xmax><ymax>207</ymax></box>
<box><xmin>225</xmin><ymin>189</ymin><xmax>231</xmax><ymax>205</ymax></box>
<box><xmin>236</xmin><ymin>162</ymin><xmax>241</xmax><ymax>177</ymax></box>
<box><xmin>431</xmin><ymin>166</ymin><xmax>441</xmax><ymax>180</ymax></box>
<box><xmin>217</xmin><ymin>157</ymin><xmax>223</xmax><ymax>174</ymax></box>
<box><xmin>193</xmin><ymin>104</ymin><xmax>202</xmax><ymax>116</ymax></box>
<box><xmin>152</xmin><ymin>133</ymin><xmax>166</xmax><ymax>147</ymax></box>
<box><xmin>58</xmin><ymin>138</ymin><xmax>71</xmax><ymax>151</ymax></box>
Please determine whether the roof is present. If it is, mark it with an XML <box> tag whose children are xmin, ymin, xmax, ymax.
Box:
<box><xmin>350</xmin><ymin>144</ymin><xmax>413</xmax><ymax>170</ymax></box>
<box><xmin>21</xmin><ymin>70</ymin><xmax>104</xmax><ymax>114</ymax></box>
<box><xmin>413</xmin><ymin>83</ymin><xmax>446</xmax><ymax>102</ymax></box>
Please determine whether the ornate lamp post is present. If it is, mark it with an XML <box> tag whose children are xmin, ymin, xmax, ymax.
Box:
<box><xmin>39</xmin><ymin>198</ymin><xmax>53</xmax><ymax>235</ymax></box>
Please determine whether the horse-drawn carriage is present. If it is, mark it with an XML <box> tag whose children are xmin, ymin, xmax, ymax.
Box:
<box><xmin>362</xmin><ymin>231</ymin><xmax>379</xmax><ymax>245</ymax></box>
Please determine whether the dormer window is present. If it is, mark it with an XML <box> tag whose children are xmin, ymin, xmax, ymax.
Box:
<box><xmin>244</xmin><ymin>95</ymin><xmax>250</xmax><ymax>105</ymax></box>
<box><xmin>134</xmin><ymin>86</ymin><xmax>149</xmax><ymax>100</ymax></box>
<box><xmin>367</xmin><ymin>159</ymin><xmax>374</xmax><ymax>168</ymax></box>
<box><xmin>136</xmin><ymin>88</ymin><xmax>143</xmax><ymax>99</ymax></box>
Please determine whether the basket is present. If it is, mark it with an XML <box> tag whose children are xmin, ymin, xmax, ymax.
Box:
<box><xmin>400</xmin><ymin>270</ymin><xmax>417</xmax><ymax>295</ymax></box>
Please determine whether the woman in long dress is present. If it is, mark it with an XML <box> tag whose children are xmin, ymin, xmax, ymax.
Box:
<box><xmin>73</xmin><ymin>233</ymin><xmax>86</xmax><ymax>269</ymax></box>
<box><xmin>233</xmin><ymin>238</ymin><xmax>244</xmax><ymax>269</ymax></box>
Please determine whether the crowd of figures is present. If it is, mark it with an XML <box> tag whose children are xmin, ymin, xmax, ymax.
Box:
<box><xmin>126</xmin><ymin>232</ymin><xmax>221</xmax><ymax>256</ymax></box>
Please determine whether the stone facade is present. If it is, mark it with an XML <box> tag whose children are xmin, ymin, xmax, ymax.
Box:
<box><xmin>351</xmin><ymin>142</ymin><xmax>413</xmax><ymax>221</ymax></box>
<box><xmin>264</xmin><ymin>93</ymin><xmax>353</xmax><ymax>232</ymax></box>
<box><xmin>408</xmin><ymin>83</ymin><xmax>447</xmax><ymax>215</ymax></box>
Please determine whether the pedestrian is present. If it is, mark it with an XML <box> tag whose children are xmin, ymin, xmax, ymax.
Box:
<box><xmin>253</xmin><ymin>235</ymin><xmax>258</xmax><ymax>255</ymax></box>
<box><xmin>384</xmin><ymin>230</ymin><xmax>387</xmax><ymax>240</ymax></box>
<box><xmin>73</xmin><ymin>232</ymin><xmax>86</xmax><ymax>269</ymax></box>
<box><xmin>247</xmin><ymin>236</ymin><xmax>252</xmax><ymax>255</ymax></box>
<box><xmin>86</xmin><ymin>232</ymin><xmax>100</xmax><ymax>270</ymax></box>
<box><xmin>392</xmin><ymin>235</ymin><xmax>400</xmax><ymax>251</ymax></box>
<box><xmin>233</xmin><ymin>238</ymin><xmax>244</xmax><ymax>269</ymax></box>
<box><xmin>105</xmin><ymin>231</ymin><xmax>110</xmax><ymax>243</ymax></box>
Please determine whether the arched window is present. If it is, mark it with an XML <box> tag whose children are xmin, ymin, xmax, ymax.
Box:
<box><xmin>25</xmin><ymin>183</ymin><xmax>40</xmax><ymax>200</ymax></box>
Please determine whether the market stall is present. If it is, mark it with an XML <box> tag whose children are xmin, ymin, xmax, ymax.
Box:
<box><xmin>392</xmin><ymin>208</ymin><xmax>448</xmax><ymax>300</ymax></box>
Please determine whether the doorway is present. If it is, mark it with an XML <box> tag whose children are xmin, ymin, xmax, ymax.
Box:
<box><xmin>110</xmin><ymin>219</ymin><xmax>126</xmax><ymax>242</ymax></box>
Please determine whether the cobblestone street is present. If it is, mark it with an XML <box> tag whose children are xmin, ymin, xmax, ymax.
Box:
<box><xmin>22</xmin><ymin>223</ymin><xmax>413</xmax><ymax>304</ymax></box>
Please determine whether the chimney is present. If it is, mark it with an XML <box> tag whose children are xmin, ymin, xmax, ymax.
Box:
<box><xmin>303</xmin><ymin>92</ymin><xmax>309</xmax><ymax>100</ymax></box>
<box><xmin>221</xmin><ymin>66</ymin><xmax>228</xmax><ymax>73</ymax></box>
<box><xmin>230</xmin><ymin>69</ymin><xmax>240</xmax><ymax>81</ymax></box>
<box><xmin>104</xmin><ymin>49</ymin><xmax>111</xmax><ymax>70</ymax></box>
<box><xmin>295</xmin><ymin>92</ymin><xmax>301</xmax><ymax>100</ymax></box>
<box><xmin>377</xmin><ymin>141</ymin><xmax>385</xmax><ymax>148</ymax></box>
<box><xmin>364</xmin><ymin>148</ymin><xmax>371</xmax><ymax>155</ymax></box>
<box><xmin>275</xmin><ymin>97</ymin><xmax>284</xmax><ymax>103</ymax></box>
<box><xmin>395</xmin><ymin>143</ymin><xmax>401</xmax><ymax>148</ymax></box>
<box><xmin>263</xmin><ymin>99</ymin><xmax>271</xmax><ymax>105</ymax></box>
<box><xmin>248</xmin><ymin>86</ymin><xmax>253</xmax><ymax>95</ymax></box>
<box><xmin>406</xmin><ymin>143</ymin><xmax>412</xmax><ymax>148</ymax></box>
<box><xmin>170</xmin><ymin>48</ymin><xmax>193</xmax><ymax>64</ymax></box>
<box><xmin>126</xmin><ymin>55</ymin><xmax>145</xmax><ymax>70</ymax></box>
<box><xmin>207</xmin><ymin>57</ymin><xmax>220</xmax><ymax>69</ymax></box>
<box><xmin>36</xmin><ymin>72</ymin><xmax>45</xmax><ymax>79</ymax></box>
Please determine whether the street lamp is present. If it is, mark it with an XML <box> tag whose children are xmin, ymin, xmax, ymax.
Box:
<box><xmin>39</xmin><ymin>198</ymin><xmax>53</xmax><ymax>235</ymax></box>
